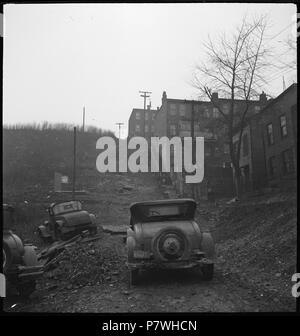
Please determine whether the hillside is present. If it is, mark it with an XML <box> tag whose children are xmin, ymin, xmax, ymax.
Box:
<box><xmin>214</xmin><ymin>192</ymin><xmax>297</xmax><ymax>310</ymax></box>
<box><xmin>3</xmin><ymin>124</ymin><xmax>115</xmax><ymax>201</ymax></box>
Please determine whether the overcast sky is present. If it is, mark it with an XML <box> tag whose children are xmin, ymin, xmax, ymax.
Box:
<box><xmin>3</xmin><ymin>3</ymin><xmax>297</xmax><ymax>137</ymax></box>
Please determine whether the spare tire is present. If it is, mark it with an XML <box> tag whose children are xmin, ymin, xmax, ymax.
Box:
<box><xmin>152</xmin><ymin>227</ymin><xmax>190</xmax><ymax>262</ymax></box>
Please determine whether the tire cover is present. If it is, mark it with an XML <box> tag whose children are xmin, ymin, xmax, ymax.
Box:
<box><xmin>151</xmin><ymin>227</ymin><xmax>191</xmax><ymax>262</ymax></box>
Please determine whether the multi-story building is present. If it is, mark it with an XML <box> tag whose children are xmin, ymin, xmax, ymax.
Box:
<box><xmin>153</xmin><ymin>91</ymin><xmax>268</xmax><ymax>198</ymax></box>
<box><xmin>233</xmin><ymin>83</ymin><xmax>297</xmax><ymax>192</ymax></box>
<box><xmin>128</xmin><ymin>105</ymin><xmax>159</xmax><ymax>141</ymax></box>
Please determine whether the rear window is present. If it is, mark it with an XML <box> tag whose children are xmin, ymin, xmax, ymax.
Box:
<box><xmin>52</xmin><ymin>201</ymin><xmax>82</xmax><ymax>215</ymax></box>
<box><xmin>132</xmin><ymin>203</ymin><xmax>195</xmax><ymax>223</ymax></box>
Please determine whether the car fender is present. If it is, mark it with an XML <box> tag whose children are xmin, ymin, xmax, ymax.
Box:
<box><xmin>201</xmin><ymin>232</ymin><xmax>215</xmax><ymax>261</ymax></box>
<box><xmin>3</xmin><ymin>232</ymin><xmax>24</xmax><ymax>264</ymax></box>
<box><xmin>89</xmin><ymin>214</ymin><xmax>97</xmax><ymax>226</ymax></box>
<box><xmin>3</xmin><ymin>245</ymin><xmax>12</xmax><ymax>273</ymax></box>
<box><xmin>126</xmin><ymin>232</ymin><xmax>136</xmax><ymax>263</ymax></box>
<box><xmin>55</xmin><ymin>219</ymin><xmax>65</xmax><ymax>228</ymax></box>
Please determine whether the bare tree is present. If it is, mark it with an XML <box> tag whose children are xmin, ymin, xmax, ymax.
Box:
<box><xmin>192</xmin><ymin>15</ymin><xmax>270</xmax><ymax>198</ymax></box>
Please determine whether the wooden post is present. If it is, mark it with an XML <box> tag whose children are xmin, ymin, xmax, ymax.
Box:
<box><xmin>72</xmin><ymin>127</ymin><xmax>77</xmax><ymax>200</ymax></box>
<box><xmin>191</xmin><ymin>100</ymin><xmax>196</xmax><ymax>199</ymax></box>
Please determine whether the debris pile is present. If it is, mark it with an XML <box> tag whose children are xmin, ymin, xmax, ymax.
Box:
<box><xmin>40</xmin><ymin>233</ymin><xmax>126</xmax><ymax>289</ymax></box>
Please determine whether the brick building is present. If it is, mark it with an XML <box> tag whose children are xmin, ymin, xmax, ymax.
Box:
<box><xmin>233</xmin><ymin>83</ymin><xmax>297</xmax><ymax>192</ymax></box>
<box><xmin>153</xmin><ymin>91</ymin><xmax>267</xmax><ymax>198</ymax></box>
<box><xmin>128</xmin><ymin>105</ymin><xmax>159</xmax><ymax>141</ymax></box>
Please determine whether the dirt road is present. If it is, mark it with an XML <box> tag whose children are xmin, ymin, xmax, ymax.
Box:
<box><xmin>5</xmin><ymin>172</ymin><xmax>295</xmax><ymax>313</ymax></box>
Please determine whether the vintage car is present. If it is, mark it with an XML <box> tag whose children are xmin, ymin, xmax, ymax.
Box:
<box><xmin>126</xmin><ymin>199</ymin><xmax>215</xmax><ymax>285</ymax></box>
<box><xmin>3</xmin><ymin>204</ymin><xmax>44</xmax><ymax>297</ymax></box>
<box><xmin>38</xmin><ymin>200</ymin><xmax>97</xmax><ymax>242</ymax></box>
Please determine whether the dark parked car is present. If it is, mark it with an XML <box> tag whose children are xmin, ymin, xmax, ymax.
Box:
<box><xmin>126</xmin><ymin>199</ymin><xmax>215</xmax><ymax>285</ymax></box>
<box><xmin>3</xmin><ymin>204</ymin><xmax>43</xmax><ymax>298</ymax></box>
<box><xmin>38</xmin><ymin>200</ymin><xmax>97</xmax><ymax>242</ymax></box>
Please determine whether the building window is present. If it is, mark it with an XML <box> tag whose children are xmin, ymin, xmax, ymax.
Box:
<box><xmin>179</xmin><ymin>104</ymin><xmax>186</xmax><ymax>117</ymax></box>
<box><xmin>152</xmin><ymin>113</ymin><xmax>156</xmax><ymax>120</ymax></box>
<box><xmin>169</xmin><ymin>124</ymin><xmax>177</xmax><ymax>136</ymax></box>
<box><xmin>223</xmin><ymin>162</ymin><xmax>232</xmax><ymax>168</ymax></box>
<box><xmin>223</xmin><ymin>103</ymin><xmax>229</xmax><ymax>114</ymax></box>
<box><xmin>145</xmin><ymin>125</ymin><xmax>149</xmax><ymax>132</ymax></box>
<box><xmin>204</xmin><ymin>107</ymin><xmax>210</xmax><ymax>118</ymax></box>
<box><xmin>170</xmin><ymin>104</ymin><xmax>177</xmax><ymax>116</ymax></box>
<box><xmin>151</xmin><ymin>125</ymin><xmax>155</xmax><ymax>133</ymax></box>
<box><xmin>135</xmin><ymin>124</ymin><xmax>140</xmax><ymax>132</ymax></box>
<box><xmin>268</xmin><ymin>156</ymin><xmax>276</xmax><ymax>178</ymax></box>
<box><xmin>224</xmin><ymin>143</ymin><xmax>230</xmax><ymax>154</ymax></box>
<box><xmin>145</xmin><ymin>112</ymin><xmax>149</xmax><ymax>121</ymax></box>
<box><xmin>254</xmin><ymin>105</ymin><xmax>261</xmax><ymax>113</ymax></box>
<box><xmin>213</xmin><ymin>107</ymin><xmax>219</xmax><ymax>118</ymax></box>
<box><xmin>267</xmin><ymin>123</ymin><xmax>274</xmax><ymax>145</ymax></box>
<box><xmin>282</xmin><ymin>149</ymin><xmax>294</xmax><ymax>174</ymax></box>
<box><xmin>242</xmin><ymin>134</ymin><xmax>249</xmax><ymax>156</ymax></box>
<box><xmin>280</xmin><ymin>115</ymin><xmax>287</xmax><ymax>137</ymax></box>
<box><xmin>135</xmin><ymin>111</ymin><xmax>141</xmax><ymax>120</ymax></box>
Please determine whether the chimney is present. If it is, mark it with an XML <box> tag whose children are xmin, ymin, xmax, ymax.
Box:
<box><xmin>259</xmin><ymin>91</ymin><xmax>267</xmax><ymax>105</ymax></box>
<box><xmin>162</xmin><ymin>91</ymin><xmax>167</xmax><ymax>102</ymax></box>
<box><xmin>211</xmin><ymin>92</ymin><xmax>218</xmax><ymax>103</ymax></box>
<box><xmin>157</xmin><ymin>106</ymin><xmax>160</xmax><ymax>110</ymax></box>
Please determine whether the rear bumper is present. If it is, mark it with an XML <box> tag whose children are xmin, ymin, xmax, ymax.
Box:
<box><xmin>16</xmin><ymin>265</ymin><xmax>44</xmax><ymax>280</ymax></box>
<box><xmin>61</xmin><ymin>224</ymin><xmax>96</xmax><ymax>233</ymax></box>
<box><xmin>6</xmin><ymin>265</ymin><xmax>44</xmax><ymax>284</ymax></box>
<box><xmin>127</xmin><ymin>258</ymin><xmax>213</xmax><ymax>270</ymax></box>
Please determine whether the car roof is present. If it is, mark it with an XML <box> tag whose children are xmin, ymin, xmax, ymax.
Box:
<box><xmin>129</xmin><ymin>198</ymin><xmax>197</xmax><ymax>223</ymax></box>
<box><xmin>50</xmin><ymin>200</ymin><xmax>82</xmax><ymax>207</ymax></box>
<box><xmin>130</xmin><ymin>198</ymin><xmax>196</xmax><ymax>210</ymax></box>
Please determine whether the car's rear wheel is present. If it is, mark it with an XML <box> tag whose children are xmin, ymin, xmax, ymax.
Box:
<box><xmin>129</xmin><ymin>269</ymin><xmax>139</xmax><ymax>286</ymax></box>
<box><xmin>201</xmin><ymin>263</ymin><xmax>214</xmax><ymax>281</ymax></box>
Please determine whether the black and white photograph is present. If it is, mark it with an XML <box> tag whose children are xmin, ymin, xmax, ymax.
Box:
<box><xmin>1</xmin><ymin>2</ymin><xmax>298</xmax><ymax>315</ymax></box>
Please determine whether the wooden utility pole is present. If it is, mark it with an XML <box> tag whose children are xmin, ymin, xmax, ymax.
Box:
<box><xmin>72</xmin><ymin>127</ymin><xmax>77</xmax><ymax>200</ymax></box>
<box><xmin>139</xmin><ymin>90</ymin><xmax>152</xmax><ymax>110</ymax></box>
<box><xmin>82</xmin><ymin>106</ymin><xmax>85</xmax><ymax>132</ymax></box>
<box><xmin>191</xmin><ymin>100</ymin><xmax>195</xmax><ymax>162</ymax></box>
<box><xmin>139</xmin><ymin>90</ymin><xmax>152</xmax><ymax>135</ymax></box>
<box><xmin>115</xmin><ymin>122</ymin><xmax>124</xmax><ymax>140</ymax></box>
<box><xmin>190</xmin><ymin>100</ymin><xmax>196</xmax><ymax>199</ymax></box>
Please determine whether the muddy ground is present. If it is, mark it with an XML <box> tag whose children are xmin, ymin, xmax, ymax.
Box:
<box><xmin>3</xmin><ymin>172</ymin><xmax>297</xmax><ymax>312</ymax></box>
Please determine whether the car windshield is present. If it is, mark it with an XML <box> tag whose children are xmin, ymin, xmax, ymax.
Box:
<box><xmin>133</xmin><ymin>203</ymin><xmax>193</xmax><ymax>222</ymax></box>
<box><xmin>52</xmin><ymin>201</ymin><xmax>82</xmax><ymax>215</ymax></box>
